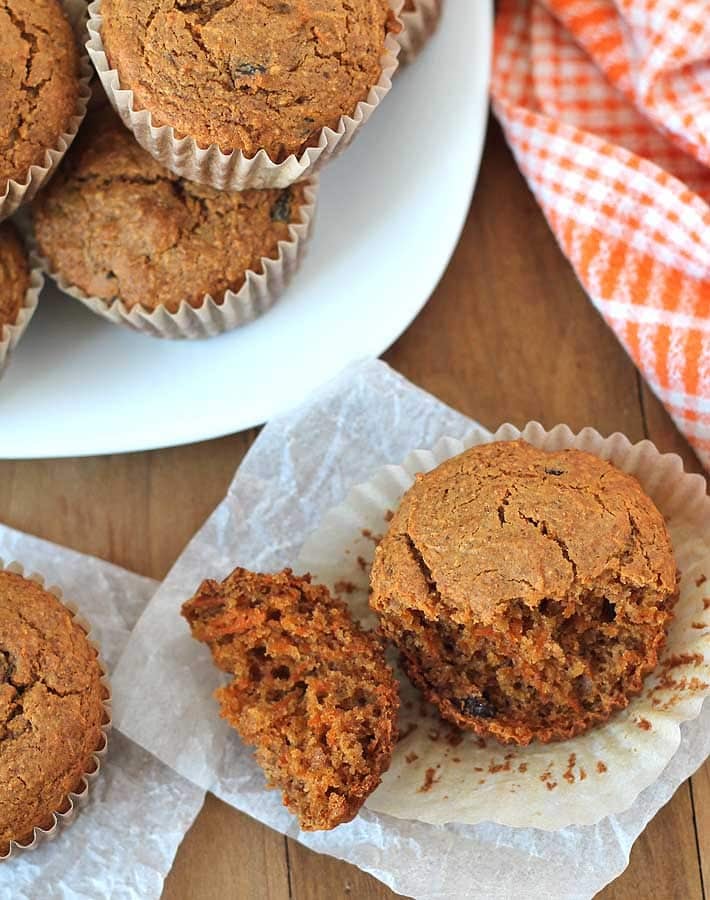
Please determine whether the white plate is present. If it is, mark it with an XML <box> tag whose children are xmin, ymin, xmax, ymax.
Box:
<box><xmin>0</xmin><ymin>0</ymin><xmax>492</xmax><ymax>459</ymax></box>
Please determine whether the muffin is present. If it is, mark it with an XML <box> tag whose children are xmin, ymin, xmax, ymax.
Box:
<box><xmin>0</xmin><ymin>0</ymin><xmax>82</xmax><ymax>201</ymax></box>
<box><xmin>182</xmin><ymin>568</ymin><xmax>399</xmax><ymax>831</ymax></box>
<box><xmin>99</xmin><ymin>0</ymin><xmax>398</xmax><ymax>163</ymax></box>
<box><xmin>0</xmin><ymin>223</ymin><xmax>30</xmax><ymax>335</ymax></box>
<box><xmin>400</xmin><ymin>0</ymin><xmax>441</xmax><ymax>63</ymax></box>
<box><xmin>33</xmin><ymin>107</ymin><xmax>313</xmax><ymax>323</ymax></box>
<box><xmin>0</xmin><ymin>570</ymin><xmax>107</xmax><ymax>856</ymax></box>
<box><xmin>370</xmin><ymin>440</ymin><xmax>678</xmax><ymax>746</ymax></box>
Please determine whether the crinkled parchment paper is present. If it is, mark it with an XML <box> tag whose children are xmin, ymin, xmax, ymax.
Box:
<box><xmin>0</xmin><ymin>526</ymin><xmax>205</xmax><ymax>899</ymax></box>
<box><xmin>112</xmin><ymin>358</ymin><xmax>710</xmax><ymax>900</ymax></box>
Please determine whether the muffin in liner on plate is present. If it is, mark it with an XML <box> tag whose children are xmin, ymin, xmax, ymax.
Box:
<box><xmin>87</xmin><ymin>0</ymin><xmax>402</xmax><ymax>190</ymax></box>
<box><xmin>0</xmin><ymin>222</ymin><xmax>42</xmax><ymax>379</ymax></box>
<box><xmin>0</xmin><ymin>0</ymin><xmax>92</xmax><ymax>221</ymax></box>
<box><xmin>33</xmin><ymin>107</ymin><xmax>318</xmax><ymax>339</ymax></box>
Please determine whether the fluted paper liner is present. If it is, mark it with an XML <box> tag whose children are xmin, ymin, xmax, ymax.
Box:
<box><xmin>35</xmin><ymin>179</ymin><xmax>318</xmax><ymax>340</ymax></box>
<box><xmin>0</xmin><ymin>0</ymin><xmax>92</xmax><ymax>222</ymax></box>
<box><xmin>0</xmin><ymin>258</ymin><xmax>42</xmax><ymax>380</ymax></box>
<box><xmin>297</xmin><ymin>422</ymin><xmax>710</xmax><ymax>830</ymax></box>
<box><xmin>400</xmin><ymin>0</ymin><xmax>442</xmax><ymax>64</ymax></box>
<box><xmin>86</xmin><ymin>0</ymin><xmax>402</xmax><ymax>191</ymax></box>
<box><xmin>0</xmin><ymin>560</ymin><xmax>112</xmax><ymax>861</ymax></box>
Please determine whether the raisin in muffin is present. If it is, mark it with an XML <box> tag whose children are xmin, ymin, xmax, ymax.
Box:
<box><xmin>100</xmin><ymin>0</ymin><xmax>397</xmax><ymax>161</ymax></box>
<box><xmin>33</xmin><ymin>107</ymin><xmax>310</xmax><ymax>313</ymax></box>
<box><xmin>0</xmin><ymin>570</ymin><xmax>107</xmax><ymax>855</ymax></box>
<box><xmin>0</xmin><ymin>0</ymin><xmax>81</xmax><ymax>195</ymax></box>
<box><xmin>182</xmin><ymin>568</ymin><xmax>399</xmax><ymax>830</ymax></box>
<box><xmin>370</xmin><ymin>440</ymin><xmax>678</xmax><ymax>746</ymax></box>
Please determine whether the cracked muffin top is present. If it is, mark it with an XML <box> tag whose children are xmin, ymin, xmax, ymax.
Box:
<box><xmin>376</xmin><ymin>440</ymin><xmax>676</xmax><ymax>628</ymax></box>
<box><xmin>0</xmin><ymin>0</ymin><xmax>81</xmax><ymax>191</ymax></box>
<box><xmin>0</xmin><ymin>222</ymin><xmax>29</xmax><ymax>330</ymax></box>
<box><xmin>101</xmin><ymin>0</ymin><xmax>396</xmax><ymax>161</ymax></box>
<box><xmin>0</xmin><ymin>570</ymin><xmax>106</xmax><ymax>853</ymax></box>
<box><xmin>33</xmin><ymin>107</ymin><xmax>309</xmax><ymax>312</ymax></box>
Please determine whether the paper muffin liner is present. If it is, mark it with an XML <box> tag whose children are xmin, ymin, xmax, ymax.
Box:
<box><xmin>86</xmin><ymin>0</ymin><xmax>402</xmax><ymax>191</ymax></box>
<box><xmin>0</xmin><ymin>0</ymin><xmax>93</xmax><ymax>222</ymax></box>
<box><xmin>399</xmin><ymin>0</ymin><xmax>442</xmax><ymax>64</ymax></box>
<box><xmin>296</xmin><ymin>422</ymin><xmax>710</xmax><ymax>830</ymax></box>
<box><xmin>34</xmin><ymin>179</ymin><xmax>318</xmax><ymax>340</ymax></box>
<box><xmin>0</xmin><ymin>253</ymin><xmax>43</xmax><ymax>380</ymax></box>
<box><xmin>0</xmin><ymin>560</ymin><xmax>112</xmax><ymax>861</ymax></box>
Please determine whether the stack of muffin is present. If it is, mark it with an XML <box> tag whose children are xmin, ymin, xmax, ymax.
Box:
<box><xmin>0</xmin><ymin>0</ymin><xmax>444</xmax><ymax>371</ymax></box>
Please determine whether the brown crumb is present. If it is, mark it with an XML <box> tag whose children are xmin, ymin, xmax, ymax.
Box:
<box><xmin>489</xmin><ymin>757</ymin><xmax>513</xmax><ymax>774</ymax></box>
<box><xmin>334</xmin><ymin>580</ymin><xmax>357</xmax><ymax>595</ymax></box>
<box><xmin>703</xmin><ymin>599</ymin><xmax>710</xmax><ymax>611</ymax></box>
<box><xmin>563</xmin><ymin>753</ymin><xmax>576</xmax><ymax>784</ymax></box>
<box><xmin>405</xmin><ymin>752</ymin><xmax>419</xmax><ymax>764</ymax></box>
<box><xmin>696</xmin><ymin>574</ymin><xmax>707</xmax><ymax>587</ymax></box>
<box><xmin>357</xmin><ymin>556</ymin><xmax>369</xmax><ymax>573</ymax></box>
<box><xmin>362</xmin><ymin>529</ymin><xmax>383</xmax><ymax>545</ymax></box>
<box><xmin>418</xmin><ymin>767</ymin><xmax>439</xmax><ymax>793</ymax></box>
<box><xmin>579</xmin><ymin>768</ymin><xmax>587</xmax><ymax>780</ymax></box>
<box><xmin>636</xmin><ymin>718</ymin><xmax>652</xmax><ymax>731</ymax></box>
<box><xmin>478</xmin><ymin>778</ymin><xmax>486</xmax><ymax>785</ymax></box>
<box><xmin>597</xmin><ymin>761</ymin><xmax>608</xmax><ymax>774</ymax></box>
<box><xmin>691</xmin><ymin>622</ymin><xmax>706</xmax><ymax>629</ymax></box>
<box><xmin>518</xmin><ymin>763</ymin><xmax>528</xmax><ymax>773</ymax></box>
<box><xmin>427</xmin><ymin>728</ymin><xmax>440</xmax><ymax>742</ymax></box>
<box><xmin>397</xmin><ymin>722</ymin><xmax>418</xmax><ymax>743</ymax></box>
<box><xmin>545</xmin><ymin>781</ymin><xmax>558</xmax><ymax>791</ymax></box>
<box><xmin>384</xmin><ymin>509</ymin><xmax>395</xmax><ymax>522</ymax></box>
<box><xmin>446</xmin><ymin>728</ymin><xmax>464</xmax><ymax>747</ymax></box>
<box><xmin>452</xmin><ymin>756</ymin><xmax>461</xmax><ymax>763</ymax></box>
<box><xmin>181</xmin><ymin>567</ymin><xmax>399</xmax><ymax>832</ymax></box>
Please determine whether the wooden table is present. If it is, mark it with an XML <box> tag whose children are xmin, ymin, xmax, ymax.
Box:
<box><xmin>1</xmin><ymin>120</ymin><xmax>707</xmax><ymax>899</ymax></box>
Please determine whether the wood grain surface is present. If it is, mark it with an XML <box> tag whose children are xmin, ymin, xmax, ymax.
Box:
<box><xmin>0</xmin><ymin>120</ymin><xmax>707</xmax><ymax>900</ymax></box>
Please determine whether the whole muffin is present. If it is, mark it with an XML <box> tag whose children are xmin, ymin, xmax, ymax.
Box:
<box><xmin>100</xmin><ymin>0</ymin><xmax>396</xmax><ymax>161</ymax></box>
<box><xmin>0</xmin><ymin>571</ymin><xmax>106</xmax><ymax>855</ymax></box>
<box><xmin>0</xmin><ymin>0</ymin><xmax>81</xmax><ymax>193</ymax></box>
<box><xmin>183</xmin><ymin>568</ymin><xmax>399</xmax><ymax>831</ymax></box>
<box><xmin>0</xmin><ymin>223</ymin><xmax>30</xmax><ymax>332</ymax></box>
<box><xmin>33</xmin><ymin>108</ymin><xmax>309</xmax><ymax>313</ymax></box>
<box><xmin>370</xmin><ymin>440</ymin><xmax>678</xmax><ymax>745</ymax></box>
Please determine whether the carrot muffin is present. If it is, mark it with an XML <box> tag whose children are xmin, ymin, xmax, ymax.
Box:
<box><xmin>370</xmin><ymin>440</ymin><xmax>678</xmax><ymax>746</ymax></box>
<box><xmin>182</xmin><ymin>568</ymin><xmax>399</xmax><ymax>831</ymax></box>
<box><xmin>100</xmin><ymin>0</ymin><xmax>397</xmax><ymax>161</ymax></box>
<box><xmin>33</xmin><ymin>108</ymin><xmax>309</xmax><ymax>313</ymax></box>
<box><xmin>0</xmin><ymin>571</ymin><xmax>106</xmax><ymax>855</ymax></box>
<box><xmin>0</xmin><ymin>223</ymin><xmax>29</xmax><ymax>334</ymax></box>
<box><xmin>0</xmin><ymin>0</ymin><xmax>81</xmax><ymax>194</ymax></box>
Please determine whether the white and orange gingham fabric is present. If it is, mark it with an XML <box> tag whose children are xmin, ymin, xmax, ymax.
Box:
<box><xmin>491</xmin><ymin>0</ymin><xmax>710</xmax><ymax>468</ymax></box>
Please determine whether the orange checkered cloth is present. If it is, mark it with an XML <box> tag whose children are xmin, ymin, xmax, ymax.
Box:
<box><xmin>492</xmin><ymin>0</ymin><xmax>710</xmax><ymax>468</ymax></box>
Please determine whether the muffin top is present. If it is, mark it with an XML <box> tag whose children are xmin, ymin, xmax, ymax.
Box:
<box><xmin>0</xmin><ymin>571</ymin><xmax>106</xmax><ymax>852</ymax></box>
<box><xmin>0</xmin><ymin>0</ymin><xmax>81</xmax><ymax>190</ymax></box>
<box><xmin>101</xmin><ymin>0</ymin><xmax>395</xmax><ymax>161</ymax></box>
<box><xmin>0</xmin><ymin>223</ymin><xmax>29</xmax><ymax>330</ymax></box>
<box><xmin>374</xmin><ymin>440</ymin><xmax>677</xmax><ymax>628</ymax></box>
<box><xmin>33</xmin><ymin>108</ymin><xmax>309</xmax><ymax>312</ymax></box>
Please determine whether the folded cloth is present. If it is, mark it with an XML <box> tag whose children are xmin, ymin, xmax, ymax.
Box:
<box><xmin>492</xmin><ymin>0</ymin><xmax>710</xmax><ymax>468</ymax></box>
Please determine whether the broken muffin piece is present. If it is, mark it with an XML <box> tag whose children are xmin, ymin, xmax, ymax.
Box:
<box><xmin>182</xmin><ymin>568</ymin><xmax>399</xmax><ymax>831</ymax></box>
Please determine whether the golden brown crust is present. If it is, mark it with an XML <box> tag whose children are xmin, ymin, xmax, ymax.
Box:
<box><xmin>0</xmin><ymin>223</ymin><xmax>29</xmax><ymax>329</ymax></box>
<box><xmin>0</xmin><ymin>0</ymin><xmax>81</xmax><ymax>189</ymax></box>
<box><xmin>370</xmin><ymin>440</ymin><xmax>678</xmax><ymax>745</ymax></box>
<box><xmin>101</xmin><ymin>0</ymin><xmax>395</xmax><ymax>161</ymax></box>
<box><xmin>33</xmin><ymin>107</ymin><xmax>308</xmax><ymax>313</ymax></box>
<box><xmin>182</xmin><ymin>568</ymin><xmax>399</xmax><ymax>831</ymax></box>
<box><xmin>0</xmin><ymin>571</ymin><xmax>105</xmax><ymax>854</ymax></box>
